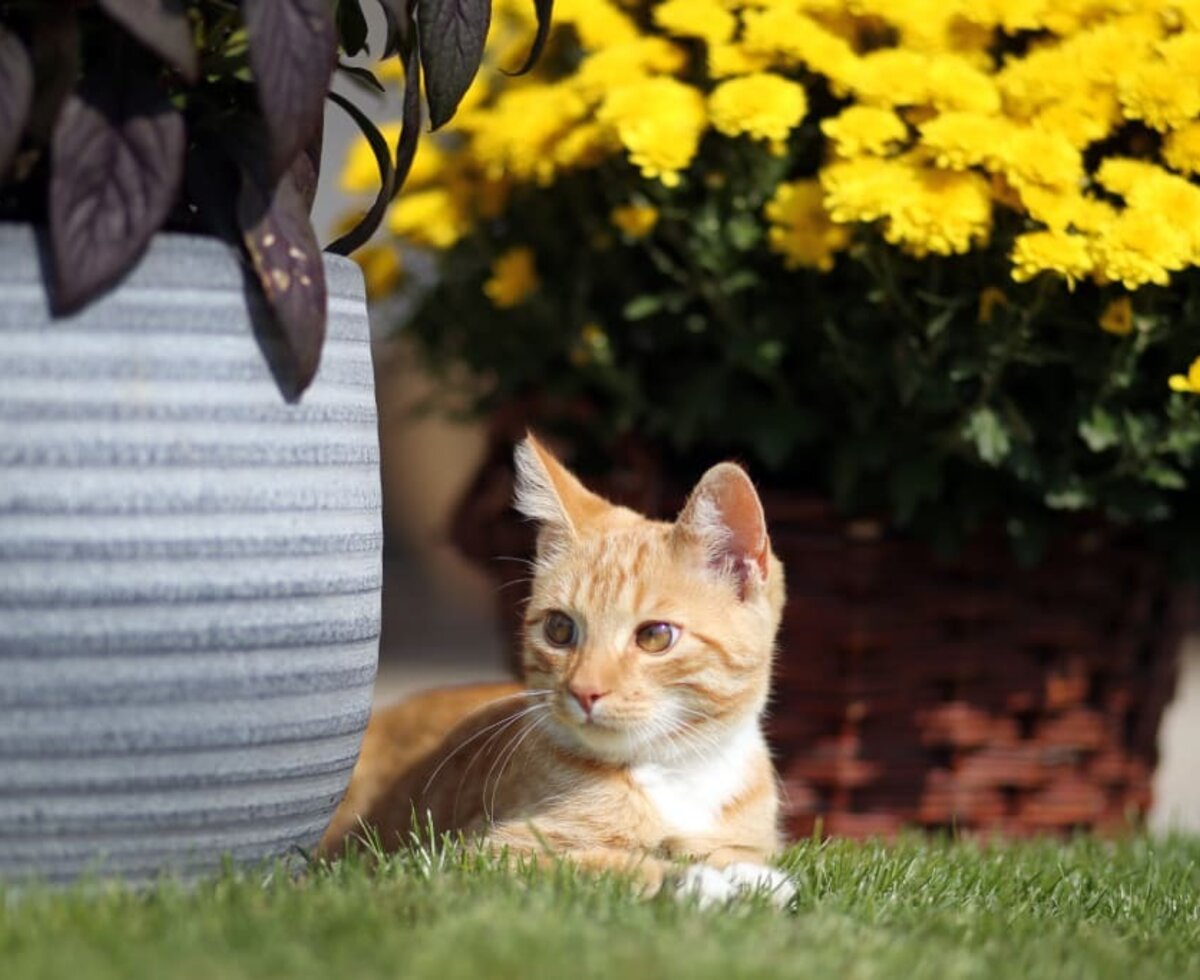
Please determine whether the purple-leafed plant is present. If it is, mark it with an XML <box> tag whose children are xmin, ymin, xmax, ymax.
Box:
<box><xmin>0</xmin><ymin>0</ymin><xmax>550</xmax><ymax>396</ymax></box>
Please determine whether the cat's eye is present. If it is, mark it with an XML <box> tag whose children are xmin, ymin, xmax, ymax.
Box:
<box><xmin>543</xmin><ymin>611</ymin><xmax>578</xmax><ymax>648</ymax></box>
<box><xmin>635</xmin><ymin>622</ymin><xmax>679</xmax><ymax>654</ymax></box>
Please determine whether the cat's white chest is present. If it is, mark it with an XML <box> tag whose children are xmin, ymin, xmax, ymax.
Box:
<box><xmin>631</xmin><ymin>718</ymin><xmax>761</xmax><ymax>836</ymax></box>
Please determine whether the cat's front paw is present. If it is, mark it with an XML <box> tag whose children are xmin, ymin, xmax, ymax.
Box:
<box><xmin>673</xmin><ymin>862</ymin><xmax>796</xmax><ymax>909</ymax></box>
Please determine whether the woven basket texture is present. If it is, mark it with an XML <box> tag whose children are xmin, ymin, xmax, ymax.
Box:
<box><xmin>452</xmin><ymin>425</ymin><xmax>1182</xmax><ymax>838</ymax></box>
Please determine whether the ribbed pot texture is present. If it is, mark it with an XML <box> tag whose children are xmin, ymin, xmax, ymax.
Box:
<box><xmin>0</xmin><ymin>226</ymin><xmax>381</xmax><ymax>882</ymax></box>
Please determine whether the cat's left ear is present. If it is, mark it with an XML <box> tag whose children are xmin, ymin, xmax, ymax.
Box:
<box><xmin>513</xmin><ymin>433</ymin><xmax>610</xmax><ymax>557</ymax></box>
<box><xmin>673</xmin><ymin>463</ymin><xmax>770</xmax><ymax>599</ymax></box>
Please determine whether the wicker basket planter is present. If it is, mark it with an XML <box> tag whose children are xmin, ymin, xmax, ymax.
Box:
<box><xmin>452</xmin><ymin>422</ymin><xmax>1184</xmax><ymax>839</ymax></box>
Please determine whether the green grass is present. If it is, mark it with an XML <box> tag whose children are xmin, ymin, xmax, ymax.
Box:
<box><xmin>3</xmin><ymin>836</ymin><xmax>1199</xmax><ymax>979</ymax></box>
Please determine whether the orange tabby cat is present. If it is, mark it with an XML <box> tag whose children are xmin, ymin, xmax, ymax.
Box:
<box><xmin>320</xmin><ymin>435</ymin><xmax>794</xmax><ymax>905</ymax></box>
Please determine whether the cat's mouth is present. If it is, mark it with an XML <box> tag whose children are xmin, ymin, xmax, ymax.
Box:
<box><xmin>549</xmin><ymin>699</ymin><xmax>662</xmax><ymax>763</ymax></box>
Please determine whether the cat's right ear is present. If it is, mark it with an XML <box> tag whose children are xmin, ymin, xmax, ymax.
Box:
<box><xmin>513</xmin><ymin>433</ymin><xmax>608</xmax><ymax>559</ymax></box>
<box><xmin>673</xmin><ymin>462</ymin><xmax>770</xmax><ymax>600</ymax></box>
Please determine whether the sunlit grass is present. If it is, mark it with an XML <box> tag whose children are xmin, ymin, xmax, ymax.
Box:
<box><xmin>2</xmin><ymin>836</ymin><xmax>1198</xmax><ymax>979</ymax></box>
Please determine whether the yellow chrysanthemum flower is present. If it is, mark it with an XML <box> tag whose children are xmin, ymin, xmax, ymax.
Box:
<box><xmin>741</xmin><ymin>8</ymin><xmax>859</xmax><ymax>90</ymax></box>
<box><xmin>554</xmin><ymin>123</ymin><xmax>616</xmax><ymax>171</ymax></box>
<box><xmin>571</xmin><ymin>39</ymin><xmax>688</xmax><ymax>101</ymax></box>
<box><xmin>822</xmin><ymin>156</ymin><xmax>911</xmax><ymax>225</ymax></box>
<box><xmin>1164</xmin><ymin>122</ymin><xmax>1200</xmax><ymax>176</ymax></box>
<box><xmin>484</xmin><ymin>246</ymin><xmax>539</xmax><ymax>308</ymax></box>
<box><xmin>551</xmin><ymin>0</ymin><xmax>640</xmax><ymax>48</ymax></box>
<box><xmin>823</xmin><ymin>157</ymin><xmax>991</xmax><ymax>256</ymax></box>
<box><xmin>1169</xmin><ymin>356</ymin><xmax>1200</xmax><ymax>394</ymax></box>
<box><xmin>708</xmin><ymin>73</ymin><xmax>808</xmax><ymax>147</ymax></box>
<box><xmin>850</xmin><ymin>50</ymin><xmax>999</xmax><ymax>113</ymax></box>
<box><xmin>1018</xmin><ymin>186</ymin><xmax>1116</xmax><ymax>234</ymax></box>
<box><xmin>764</xmin><ymin>179</ymin><xmax>851</xmax><ymax>271</ymax></box>
<box><xmin>1071</xmin><ymin>16</ymin><xmax>1163</xmax><ymax>86</ymax></box>
<box><xmin>919</xmin><ymin>111</ymin><xmax>1014</xmax><ymax>171</ymax></box>
<box><xmin>1011</xmin><ymin>229</ymin><xmax>1093</xmax><ymax>287</ymax></box>
<box><xmin>707</xmin><ymin>42</ymin><xmax>773</xmax><ymax>79</ymax></box>
<box><xmin>1158</xmin><ymin>29</ymin><xmax>1200</xmax><ymax>72</ymax></box>
<box><xmin>1095</xmin><ymin>157</ymin><xmax>1165</xmax><ymax>198</ymax></box>
<box><xmin>387</xmin><ymin>188</ymin><xmax>470</xmax><ymax>249</ymax></box>
<box><xmin>883</xmin><ymin>167</ymin><xmax>993</xmax><ymax>256</ymax></box>
<box><xmin>956</xmin><ymin>0</ymin><xmax>1043</xmax><ymax>34</ymax></box>
<box><xmin>1093</xmin><ymin>160</ymin><xmax>1200</xmax><ymax>262</ymax></box>
<box><xmin>998</xmin><ymin>128</ymin><xmax>1083</xmax><ymax>193</ymax></box>
<box><xmin>924</xmin><ymin>55</ymin><xmax>1002</xmax><ymax>114</ymax></box>
<box><xmin>850</xmin><ymin>49</ymin><xmax>931</xmax><ymax>107</ymax></box>
<box><xmin>1032</xmin><ymin>90</ymin><xmax>1121</xmax><ymax>149</ymax></box>
<box><xmin>822</xmin><ymin>106</ymin><xmax>908</xmax><ymax>157</ymax></box>
<box><xmin>1099</xmin><ymin>295</ymin><xmax>1134</xmax><ymax>336</ymax></box>
<box><xmin>468</xmin><ymin>85</ymin><xmax>589</xmax><ymax>184</ymax></box>
<box><xmin>354</xmin><ymin>243</ymin><xmax>403</xmax><ymax>300</ymax></box>
<box><xmin>611</xmin><ymin>203</ymin><xmax>660</xmax><ymax>238</ymax></box>
<box><xmin>653</xmin><ymin>0</ymin><xmax>736</xmax><ymax>45</ymax></box>
<box><xmin>1118</xmin><ymin>61</ymin><xmax>1200</xmax><ymax>132</ymax></box>
<box><xmin>599</xmin><ymin>78</ymin><xmax>708</xmax><ymax>186</ymax></box>
<box><xmin>1091</xmin><ymin>211</ymin><xmax>1191</xmax><ymax>289</ymax></box>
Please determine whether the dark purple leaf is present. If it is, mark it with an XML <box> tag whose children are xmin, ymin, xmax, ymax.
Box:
<box><xmin>28</xmin><ymin>14</ymin><xmax>81</xmax><ymax>145</ymax></box>
<box><xmin>96</xmin><ymin>0</ymin><xmax>198</xmax><ymax>82</ymax></box>
<box><xmin>338</xmin><ymin>62</ymin><xmax>386</xmax><ymax>95</ymax></box>
<box><xmin>337</xmin><ymin>0</ymin><xmax>370</xmax><ymax>57</ymax></box>
<box><xmin>417</xmin><ymin>0</ymin><xmax>490</xmax><ymax>130</ymax></box>
<box><xmin>0</xmin><ymin>26</ymin><xmax>33</xmax><ymax>179</ymax></box>
<box><xmin>49</xmin><ymin>74</ymin><xmax>185</xmax><ymax>313</ymax></box>
<box><xmin>391</xmin><ymin>10</ymin><xmax>422</xmax><ymax>197</ymax></box>
<box><xmin>244</xmin><ymin>0</ymin><xmax>337</xmax><ymax>180</ymax></box>
<box><xmin>374</xmin><ymin>0</ymin><xmax>410</xmax><ymax>58</ymax></box>
<box><xmin>507</xmin><ymin>0</ymin><xmax>553</xmax><ymax>75</ymax></box>
<box><xmin>292</xmin><ymin>121</ymin><xmax>323</xmax><ymax>215</ymax></box>
<box><xmin>326</xmin><ymin>90</ymin><xmax>395</xmax><ymax>255</ymax></box>
<box><xmin>238</xmin><ymin>168</ymin><xmax>328</xmax><ymax>394</ymax></box>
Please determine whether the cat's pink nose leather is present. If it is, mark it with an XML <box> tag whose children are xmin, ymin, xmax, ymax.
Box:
<box><xmin>570</xmin><ymin>687</ymin><xmax>608</xmax><ymax>716</ymax></box>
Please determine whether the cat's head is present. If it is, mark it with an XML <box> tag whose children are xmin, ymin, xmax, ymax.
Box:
<box><xmin>513</xmin><ymin>434</ymin><xmax>785</xmax><ymax>766</ymax></box>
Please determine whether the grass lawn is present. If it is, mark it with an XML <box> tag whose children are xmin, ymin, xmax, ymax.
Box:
<box><xmin>2</xmin><ymin>836</ymin><xmax>1198</xmax><ymax>979</ymax></box>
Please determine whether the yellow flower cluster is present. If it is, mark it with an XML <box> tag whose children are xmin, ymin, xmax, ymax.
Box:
<box><xmin>823</xmin><ymin>156</ymin><xmax>992</xmax><ymax>257</ymax></box>
<box><xmin>1170</xmin><ymin>356</ymin><xmax>1200</xmax><ymax>394</ymax></box>
<box><xmin>484</xmin><ymin>247</ymin><xmax>540</xmax><ymax>308</ymax></box>
<box><xmin>708</xmin><ymin>73</ymin><xmax>808</xmax><ymax>151</ymax></box>
<box><xmin>611</xmin><ymin>203</ymin><xmax>660</xmax><ymax>239</ymax></box>
<box><xmin>340</xmin><ymin>0</ymin><xmax>1200</xmax><ymax>327</ymax></box>
<box><xmin>765</xmin><ymin>180</ymin><xmax>849</xmax><ymax>271</ymax></box>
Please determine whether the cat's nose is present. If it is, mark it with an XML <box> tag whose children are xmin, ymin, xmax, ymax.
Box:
<box><xmin>569</xmin><ymin>686</ymin><xmax>608</xmax><ymax>716</ymax></box>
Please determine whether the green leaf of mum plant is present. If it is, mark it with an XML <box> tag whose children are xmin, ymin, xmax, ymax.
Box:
<box><xmin>1079</xmin><ymin>407</ymin><xmax>1120</xmax><ymax>452</ymax></box>
<box><xmin>964</xmin><ymin>407</ymin><xmax>1012</xmax><ymax>467</ymax></box>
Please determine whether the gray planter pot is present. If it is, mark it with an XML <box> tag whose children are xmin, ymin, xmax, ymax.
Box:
<box><xmin>0</xmin><ymin>225</ymin><xmax>381</xmax><ymax>882</ymax></box>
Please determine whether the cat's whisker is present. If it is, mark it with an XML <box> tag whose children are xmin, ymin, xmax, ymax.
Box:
<box><xmin>483</xmin><ymin>709</ymin><xmax>548</xmax><ymax>824</ymax></box>
<box><xmin>491</xmin><ymin>554</ymin><xmax>537</xmax><ymax>570</ymax></box>
<box><xmin>449</xmin><ymin>706</ymin><xmax>543</xmax><ymax>825</ymax></box>
<box><xmin>496</xmin><ymin>576</ymin><xmax>536</xmax><ymax>594</ymax></box>
<box><xmin>422</xmin><ymin>696</ymin><xmax>549</xmax><ymax>798</ymax></box>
